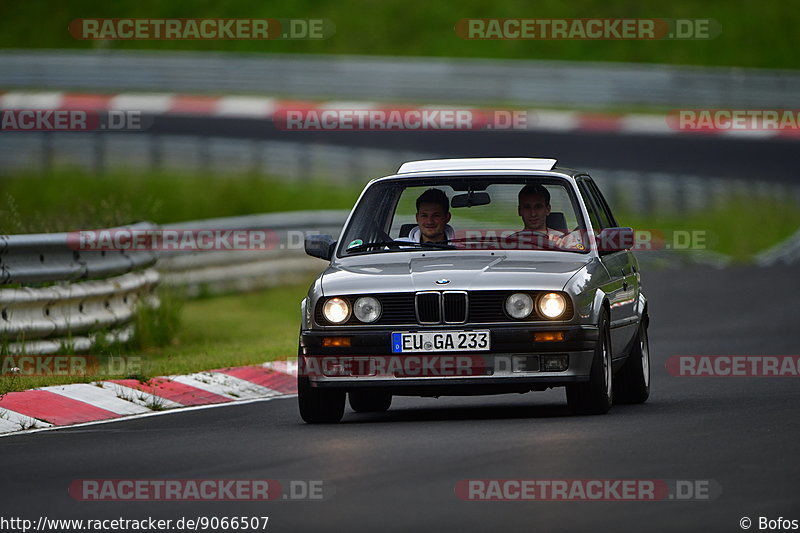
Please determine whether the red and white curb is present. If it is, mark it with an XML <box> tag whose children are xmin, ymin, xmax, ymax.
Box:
<box><xmin>0</xmin><ymin>361</ymin><xmax>297</xmax><ymax>435</ymax></box>
<box><xmin>2</xmin><ymin>91</ymin><xmax>797</xmax><ymax>139</ymax></box>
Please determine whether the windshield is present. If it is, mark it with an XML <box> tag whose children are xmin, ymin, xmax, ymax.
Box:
<box><xmin>338</xmin><ymin>176</ymin><xmax>590</xmax><ymax>256</ymax></box>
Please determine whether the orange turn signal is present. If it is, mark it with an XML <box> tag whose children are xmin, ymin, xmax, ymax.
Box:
<box><xmin>534</xmin><ymin>331</ymin><xmax>565</xmax><ymax>342</ymax></box>
<box><xmin>322</xmin><ymin>337</ymin><xmax>352</xmax><ymax>347</ymax></box>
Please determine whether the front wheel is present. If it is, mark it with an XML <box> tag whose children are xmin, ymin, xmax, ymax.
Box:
<box><xmin>613</xmin><ymin>318</ymin><xmax>650</xmax><ymax>404</ymax></box>
<box><xmin>297</xmin><ymin>347</ymin><xmax>345</xmax><ymax>424</ymax></box>
<box><xmin>566</xmin><ymin>310</ymin><xmax>613</xmax><ymax>415</ymax></box>
<box><xmin>298</xmin><ymin>376</ymin><xmax>345</xmax><ymax>424</ymax></box>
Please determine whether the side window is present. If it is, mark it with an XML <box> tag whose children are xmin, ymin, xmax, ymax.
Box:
<box><xmin>578</xmin><ymin>179</ymin><xmax>613</xmax><ymax>230</ymax></box>
<box><xmin>586</xmin><ymin>179</ymin><xmax>618</xmax><ymax>227</ymax></box>
<box><xmin>577</xmin><ymin>181</ymin><xmax>603</xmax><ymax>235</ymax></box>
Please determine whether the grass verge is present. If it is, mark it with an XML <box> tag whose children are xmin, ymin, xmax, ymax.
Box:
<box><xmin>0</xmin><ymin>170</ymin><xmax>362</xmax><ymax>234</ymax></box>
<box><xmin>1</xmin><ymin>0</ymin><xmax>797</xmax><ymax>69</ymax></box>
<box><xmin>617</xmin><ymin>196</ymin><xmax>800</xmax><ymax>262</ymax></box>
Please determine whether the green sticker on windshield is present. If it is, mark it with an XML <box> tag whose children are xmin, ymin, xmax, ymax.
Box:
<box><xmin>347</xmin><ymin>239</ymin><xmax>364</xmax><ymax>250</ymax></box>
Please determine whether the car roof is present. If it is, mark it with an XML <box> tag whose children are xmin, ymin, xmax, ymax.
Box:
<box><xmin>397</xmin><ymin>158</ymin><xmax>559</xmax><ymax>174</ymax></box>
<box><xmin>392</xmin><ymin>158</ymin><xmax>582</xmax><ymax>178</ymax></box>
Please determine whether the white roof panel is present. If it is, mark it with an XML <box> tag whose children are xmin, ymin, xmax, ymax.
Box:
<box><xmin>397</xmin><ymin>158</ymin><xmax>558</xmax><ymax>174</ymax></box>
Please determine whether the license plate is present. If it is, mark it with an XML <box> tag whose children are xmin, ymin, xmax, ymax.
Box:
<box><xmin>391</xmin><ymin>331</ymin><xmax>490</xmax><ymax>353</ymax></box>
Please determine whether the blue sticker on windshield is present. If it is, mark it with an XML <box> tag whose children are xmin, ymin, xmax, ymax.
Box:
<box><xmin>347</xmin><ymin>239</ymin><xmax>363</xmax><ymax>250</ymax></box>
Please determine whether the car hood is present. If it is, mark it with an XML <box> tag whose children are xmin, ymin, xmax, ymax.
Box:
<box><xmin>320</xmin><ymin>252</ymin><xmax>591</xmax><ymax>295</ymax></box>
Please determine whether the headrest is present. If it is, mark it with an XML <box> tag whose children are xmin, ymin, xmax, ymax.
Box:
<box><xmin>399</xmin><ymin>223</ymin><xmax>417</xmax><ymax>238</ymax></box>
<box><xmin>546</xmin><ymin>212</ymin><xmax>567</xmax><ymax>233</ymax></box>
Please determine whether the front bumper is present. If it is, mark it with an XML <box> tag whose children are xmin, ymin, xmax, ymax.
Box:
<box><xmin>300</xmin><ymin>325</ymin><xmax>598</xmax><ymax>393</ymax></box>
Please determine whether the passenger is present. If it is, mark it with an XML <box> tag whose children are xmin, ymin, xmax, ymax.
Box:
<box><xmin>515</xmin><ymin>184</ymin><xmax>583</xmax><ymax>250</ymax></box>
<box><xmin>400</xmin><ymin>188</ymin><xmax>455</xmax><ymax>244</ymax></box>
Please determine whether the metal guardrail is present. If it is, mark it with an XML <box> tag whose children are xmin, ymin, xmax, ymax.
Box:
<box><xmin>157</xmin><ymin>210</ymin><xmax>346</xmax><ymax>297</ymax></box>
<box><xmin>0</xmin><ymin>222</ymin><xmax>158</xmax><ymax>284</ymax></box>
<box><xmin>0</xmin><ymin>212</ymin><xmax>346</xmax><ymax>354</ymax></box>
<box><xmin>1</xmin><ymin>271</ymin><xmax>158</xmax><ymax>355</ymax></box>
<box><xmin>1</xmin><ymin>222</ymin><xmax>161</xmax><ymax>355</ymax></box>
<box><xmin>0</xmin><ymin>132</ymin><xmax>431</xmax><ymax>186</ymax></box>
<box><xmin>2</xmin><ymin>50</ymin><xmax>799</xmax><ymax>108</ymax></box>
<box><xmin>755</xmin><ymin>227</ymin><xmax>800</xmax><ymax>267</ymax></box>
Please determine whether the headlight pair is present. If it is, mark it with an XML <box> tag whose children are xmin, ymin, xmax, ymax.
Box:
<box><xmin>322</xmin><ymin>296</ymin><xmax>381</xmax><ymax>324</ymax></box>
<box><xmin>505</xmin><ymin>292</ymin><xmax>567</xmax><ymax>320</ymax></box>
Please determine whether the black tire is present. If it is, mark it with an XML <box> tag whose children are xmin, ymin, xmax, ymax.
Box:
<box><xmin>297</xmin><ymin>345</ymin><xmax>345</xmax><ymax>423</ymax></box>
<box><xmin>349</xmin><ymin>391</ymin><xmax>392</xmax><ymax>413</ymax></box>
<box><xmin>566</xmin><ymin>309</ymin><xmax>613</xmax><ymax>415</ymax></box>
<box><xmin>613</xmin><ymin>318</ymin><xmax>650</xmax><ymax>404</ymax></box>
<box><xmin>298</xmin><ymin>375</ymin><xmax>345</xmax><ymax>424</ymax></box>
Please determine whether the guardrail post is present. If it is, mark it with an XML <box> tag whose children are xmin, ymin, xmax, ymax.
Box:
<box><xmin>41</xmin><ymin>132</ymin><xmax>53</xmax><ymax>175</ymax></box>
<box><xmin>674</xmin><ymin>175</ymin><xmax>687</xmax><ymax>214</ymax></box>
<box><xmin>92</xmin><ymin>132</ymin><xmax>106</xmax><ymax>176</ymax></box>
<box><xmin>345</xmin><ymin>147</ymin><xmax>359</xmax><ymax>184</ymax></box>
<box><xmin>252</xmin><ymin>139</ymin><xmax>263</xmax><ymax>176</ymax></box>
<box><xmin>299</xmin><ymin>145</ymin><xmax>312</xmax><ymax>181</ymax></box>
<box><xmin>198</xmin><ymin>136</ymin><xmax>211</xmax><ymax>174</ymax></box>
<box><xmin>149</xmin><ymin>134</ymin><xmax>162</xmax><ymax>173</ymax></box>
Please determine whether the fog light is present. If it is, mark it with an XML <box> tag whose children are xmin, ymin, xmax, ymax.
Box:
<box><xmin>510</xmin><ymin>355</ymin><xmax>540</xmax><ymax>373</ymax></box>
<box><xmin>320</xmin><ymin>357</ymin><xmax>350</xmax><ymax>377</ymax></box>
<box><xmin>534</xmin><ymin>331</ymin><xmax>565</xmax><ymax>342</ymax></box>
<box><xmin>540</xmin><ymin>354</ymin><xmax>569</xmax><ymax>372</ymax></box>
<box><xmin>322</xmin><ymin>337</ymin><xmax>352</xmax><ymax>347</ymax></box>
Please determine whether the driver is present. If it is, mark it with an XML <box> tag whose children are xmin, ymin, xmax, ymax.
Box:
<box><xmin>399</xmin><ymin>188</ymin><xmax>455</xmax><ymax>244</ymax></box>
<box><xmin>514</xmin><ymin>184</ymin><xmax>583</xmax><ymax>250</ymax></box>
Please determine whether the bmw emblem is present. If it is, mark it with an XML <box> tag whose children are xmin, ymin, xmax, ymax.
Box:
<box><xmin>435</xmin><ymin>279</ymin><xmax>450</xmax><ymax>285</ymax></box>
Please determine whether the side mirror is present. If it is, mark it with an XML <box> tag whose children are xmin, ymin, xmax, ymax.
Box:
<box><xmin>596</xmin><ymin>227</ymin><xmax>634</xmax><ymax>254</ymax></box>
<box><xmin>305</xmin><ymin>234</ymin><xmax>336</xmax><ymax>261</ymax></box>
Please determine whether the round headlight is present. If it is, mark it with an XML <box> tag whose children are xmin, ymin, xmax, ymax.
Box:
<box><xmin>505</xmin><ymin>293</ymin><xmax>534</xmax><ymax>319</ymax></box>
<box><xmin>354</xmin><ymin>296</ymin><xmax>382</xmax><ymax>323</ymax></box>
<box><xmin>538</xmin><ymin>293</ymin><xmax>566</xmax><ymax>319</ymax></box>
<box><xmin>323</xmin><ymin>297</ymin><xmax>350</xmax><ymax>324</ymax></box>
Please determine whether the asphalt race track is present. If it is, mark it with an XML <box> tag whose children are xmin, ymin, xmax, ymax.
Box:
<box><xmin>2</xmin><ymin>265</ymin><xmax>798</xmax><ymax>533</ymax></box>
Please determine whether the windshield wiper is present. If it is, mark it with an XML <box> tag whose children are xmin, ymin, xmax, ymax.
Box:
<box><xmin>347</xmin><ymin>240</ymin><xmax>455</xmax><ymax>252</ymax></box>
